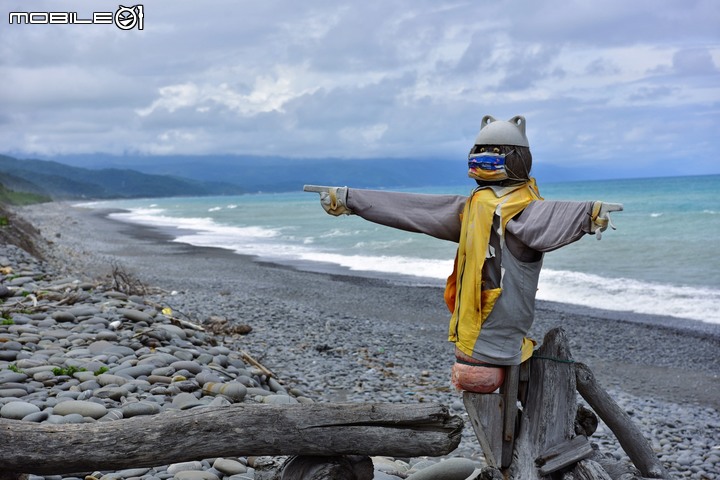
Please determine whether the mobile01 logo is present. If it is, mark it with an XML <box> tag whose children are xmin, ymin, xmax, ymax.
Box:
<box><xmin>8</xmin><ymin>5</ymin><xmax>144</xmax><ymax>30</ymax></box>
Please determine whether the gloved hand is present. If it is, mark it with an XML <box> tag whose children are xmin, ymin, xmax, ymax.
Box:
<box><xmin>303</xmin><ymin>185</ymin><xmax>354</xmax><ymax>216</ymax></box>
<box><xmin>590</xmin><ymin>202</ymin><xmax>623</xmax><ymax>240</ymax></box>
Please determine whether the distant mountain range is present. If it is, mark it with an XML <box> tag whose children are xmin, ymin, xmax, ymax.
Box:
<box><xmin>0</xmin><ymin>153</ymin><xmax>618</xmax><ymax>201</ymax></box>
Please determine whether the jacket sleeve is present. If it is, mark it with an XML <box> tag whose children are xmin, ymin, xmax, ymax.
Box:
<box><xmin>507</xmin><ymin>200</ymin><xmax>595</xmax><ymax>252</ymax></box>
<box><xmin>346</xmin><ymin>189</ymin><xmax>466</xmax><ymax>242</ymax></box>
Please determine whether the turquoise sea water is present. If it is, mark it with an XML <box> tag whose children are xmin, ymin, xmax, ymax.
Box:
<box><xmin>85</xmin><ymin>174</ymin><xmax>720</xmax><ymax>325</ymax></box>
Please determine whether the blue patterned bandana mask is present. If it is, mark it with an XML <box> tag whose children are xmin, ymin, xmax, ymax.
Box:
<box><xmin>468</xmin><ymin>152</ymin><xmax>508</xmax><ymax>181</ymax></box>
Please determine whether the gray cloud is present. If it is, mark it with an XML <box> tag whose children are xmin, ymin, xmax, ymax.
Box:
<box><xmin>0</xmin><ymin>0</ymin><xmax>718</xmax><ymax>174</ymax></box>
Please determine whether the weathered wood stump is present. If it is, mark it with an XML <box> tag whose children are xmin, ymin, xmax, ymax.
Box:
<box><xmin>576</xmin><ymin>362</ymin><xmax>670</xmax><ymax>479</ymax></box>
<box><xmin>0</xmin><ymin>402</ymin><xmax>462</xmax><ymax>476</ymax></box>
<box><xmin>463</xmin><ymin>327</ymin><xmax>670</xmax><ymax>479</ymax></box>
<box><xmin>511</xmin><ymin>327</ymin><xmax>579</xmax><ymax>478</ymax></box>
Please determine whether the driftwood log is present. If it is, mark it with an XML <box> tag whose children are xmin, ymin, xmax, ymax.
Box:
<box><xmin>576</xmin><ymin>362</ymin><xmax>670</xmax><ymax>479</ymax></box>
<box><xmin>463</xmin><ymin>328</ymin><xmax>670</xmax><ymax>479</ymax></box>
<box><xmin>0</xmin><ymin>402</ymin><xmax>462</xmax><ymax>476</ymax></box>
<box><xmin>510</xmin><ymin>328</ymin><xmax>578</xmax><ymax>478</ymax></box>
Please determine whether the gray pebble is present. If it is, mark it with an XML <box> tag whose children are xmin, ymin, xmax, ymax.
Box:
<box><xmin>0</xmin><ymin>401</ymin><xmax>40</xmax><ymax>419</ymax></box>
<box><xmin>406</xmin><ymin>458</ymin><xmax>477</xmax><ymax>480</ymax></box>
<box><xmin>53</xmin><ymin>400</ymin><xmax>107</xmax><ymax>419</ymax></box>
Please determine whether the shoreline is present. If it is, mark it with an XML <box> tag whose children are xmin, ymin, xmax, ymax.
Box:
<box><xmin>103</xmin><ymin>205</ymin><xmax>720</xmax><ymax>338</ymax></box>
<box><xmin>8</xmin><ymin>201</ymin><xmax>720</xmax><ymax>477</ymax></box>
<box><xmin>21</xmin><ymin>202</ymin><xmax>720</xmax><ymax>409</ymax></box>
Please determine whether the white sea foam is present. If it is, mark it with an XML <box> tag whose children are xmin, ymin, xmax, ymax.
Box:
<box><xmin>536</xmin><ymin>269</ymin><xmax>720</xmax><ymax>324</ymax></box>
<box><xmin>99</xmin><ymin>196</ymin><xmax>720</xmax><ymax>326</ymax></box>
<box><xmin>109</xmin><ymin>209</ymin><xmax>280</xmax><ymax>240</ymax></box>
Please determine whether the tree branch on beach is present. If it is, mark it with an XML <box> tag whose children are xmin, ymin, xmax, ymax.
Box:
<box><xmin>109</xmin><ymin>261</ymin><xmax>148</xmax><ymax>296</ymax></box>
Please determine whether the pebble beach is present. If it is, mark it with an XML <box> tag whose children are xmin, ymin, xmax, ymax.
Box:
<box><xmin>1</xmin><ymin>202</ymin><xmax>719</xmax><ymax>479</ymax></box>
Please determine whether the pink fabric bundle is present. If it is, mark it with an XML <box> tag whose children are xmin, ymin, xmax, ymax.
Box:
<box><xmin>451</xmin><ymin>362</ymin><xmax>505</xmax><ymax>393</ymax></box>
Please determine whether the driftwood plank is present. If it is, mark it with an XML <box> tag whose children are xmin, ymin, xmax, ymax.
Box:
<box><xmin>0</xmin><ymin>403</ymin><xmax>463</xmax><ymax>475</ymax></box>
<box><xmin>575</xmin><ymin>362</ymin><xmax>670</xmax><ymax>479</ymax></box>
<box><xmin>511</xmin><ymin>327</ymin><xmax>577</xmax><ymax>479</ymax></box>
<box><xmin>501</xmin><ymin>364</ymin><xmax>520</xmax><ymax>467</ymax></box>
<box><xmin>568</xmin><ymin>459</ymin><xmax>614</xmax><ymax>480</ymax></box>
<box><xmin>537</xmin><ymin>435</ymin><xmax>593</xmax><ymax>475</ymax></box>
<box><xmin>463</xmin><ymin>392</ymin><xmax>504</xmax><ymax>467</ymax></box>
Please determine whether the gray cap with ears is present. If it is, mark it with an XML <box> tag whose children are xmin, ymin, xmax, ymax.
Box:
<box><xmin>473</xmin><ymin>115</ymin><xmax>530</xmax><ymax>147</ymax></box>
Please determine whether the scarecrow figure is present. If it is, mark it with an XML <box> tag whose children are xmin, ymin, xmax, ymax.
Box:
<box><xmin>306</xmin><ymin>115</ymin><xmax>622</xmax><ymax>393</ymax></box>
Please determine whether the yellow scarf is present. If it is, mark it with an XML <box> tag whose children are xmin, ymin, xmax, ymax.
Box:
<box><xmin>445</xmin><ymin>179</ymin><xmax>542</xmax><ymax>359</ymax></box>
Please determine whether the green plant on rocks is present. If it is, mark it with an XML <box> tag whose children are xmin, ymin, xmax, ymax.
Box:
<box><xmin>94</xmin><ymin>366</ymin><xmax>109</xmax><ymax>376</ymax></box>
<box><xmin>1</xmin><ymin>317</ymin><xmax>13</xmax><ymax>325</ymax></box>
<box><xmin>52</xmin><ymin>365</ymin><xmax>86</xmax><ymax>376</ymax></box>
<box><xmin>7</xmin><ymin>364</ymin><xmax>22</xmax><ymax>374</ymax></box>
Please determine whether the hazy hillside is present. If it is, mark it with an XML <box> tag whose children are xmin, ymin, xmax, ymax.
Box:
<box><xmin>0</xmin><ymin>153</ymin><xmax>623</xmax><ymax>202</ymax></box>
<box><xmin>38</xmin><ymin>153</ymin><xmax>619</xmax><ymax>191</ymax></box>
<box><xmin>0</xmin><ymin>155</ymin><xmax>245</xmax><ymax>200</ymax></box>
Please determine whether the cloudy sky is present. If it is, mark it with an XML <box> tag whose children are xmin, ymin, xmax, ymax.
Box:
<box><xmin>1</xmin><ymin>1</ymin><xmax>719</xmax><ymax>176</ymax></box>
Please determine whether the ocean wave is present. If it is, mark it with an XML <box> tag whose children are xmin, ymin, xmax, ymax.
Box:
<box><xmin>537</xmin><ymin>269</ymin><xmax>720</xmax><ymax>324</ymax></box>
<box><xmin>109</xmin><ymin>208</ymin><xmax>280</xmax><ymax>239</ymax></box>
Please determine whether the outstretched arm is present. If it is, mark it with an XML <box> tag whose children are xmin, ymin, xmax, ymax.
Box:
<box><xmin>304</xmin><ymin>185</ymin><xmax>466</xmax><ymax>242</ymax></box>
<box><xmin>507</xmin><ymin>200</ymin><xmax>623</xmax><ymax>252</ymax></box>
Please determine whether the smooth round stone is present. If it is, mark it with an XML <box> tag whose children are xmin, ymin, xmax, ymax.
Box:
<box><xmin>406</xmin><ymin>458</ymin><xmax>478</xmax><ymax>480</ymax></box>
<box><xmin>51</xmin><ymin>311</ymin><xmax>76</xmax><ymax>323</ymax></box>
<box><xmin>195</xmin><ymin>371</ymin><xmax>223</xmax><ymax>386</ymax></box>
<box><xmin>172</xmin><ymin>392</ymin><xmax>205</xmax><ymax>410</ymax></box>
<box><xmin>0</xmin><ymin>372</ymin><xmax>28</xmax><ymax>383</ymax></box>
<box><xmin>152</xmin><ymin>366</ymin><xmax>176</xmax><ymax>377</ymax></box>
<box><xmin>88</xmin><ymin>340</ymin><xmax>115</xmax><ymax>355</ymax></box>
<box><xmin>147</xmin><ymin>375</ymin><xmax>172</xmax><ymax>385</ymax></box>
<box><xmin>167</xmin><ymin>462</ymin><xmax>203</xmax><ymax>474</ymax></box>
<box><xmin>212</xmin><ymin>459</ymin><xmax>246</xmax><ymax>475</ymax></box>
<box><xmin>96</xmin><ymin>330</ymin><xmax>118</xmax><ymax>341</ymax></box>
<box><xmin>56</xmin><ymin>391</ymin><xmax>82</xmax><ymax>400</ymax></box>
<box><xmin>246</xmin><ymin>387</ymin><xmax>272</xmax><ymax>397</ymax></box>
<box><xmin>159</xmin><ymin>324</ymin><xmax>187</xmax><ymax>340</ymax></box>
<box><xmin>96</xmin><ymin>373</ymin><xmax>130</xmax><ymax>386</ymax></box>
<box><xmin>74</xmin><ymin>371</ymin><xmax>98</xmax><ymax>382</ymax></box>
<box><xmin>115</xmin><ymin>365</ymin><xmax>155</xmax><ymax>378</ymax></box>
<box><xmin>173</xmin><ymin>350</ymin><xmax>195</xmax><ymax>361</ymax></box>
<box><xmin>15</xmin><ymin>359</ymin><xmax>46</xmax><ymax>370</ymax></box>
<box><xmin>61</xmin><ymin>413</ymin><xmax>87</xmax><ymax>424</ymax></box>
<box><xmin>67</xmin><ymin>306</ymin><xmax>101</xmax><ymax>317</ymax></box>
<box><xmin>23</xmin><ymin>410</ymin><xmax>50</xmax><ymax>422</ymax></box>
<box><xmin>121</xmin><ymin>401</ymin><xmax>161</xmax><ymax>418</ymax></box>
<box><xmin>0</xmin><ymin>351</ymin><xmax>19</xmax><ymax>361</ymax></box>
<box><xmin>373</xmin><ymin>472</ymin><xmax>399</xmax><ymax>480</ymax></box>
<box><xmin>262</xmin><ymin>395</ymin><xmax>297</xmax><ymax>405</ymax></box>
<box><xmin>78</xmin><ymin>380</ymin><xmax>102</xmax><ymax>392</ymax></box>
<box><xmin>0</xmin><ymin>389</ymin><xmax>29</xmax><ymax>398</ymax></box>
<box><xmin>170</xmin><ymin>361</ymin><xmax>203</xmax><ymax>375</ymax></box>
<box><xmin>93</xmin><ymin>386</ymin><xmax>129</xmax><ymax>401</ymax></box>
<box><xmin>105</xmin><ymin>345</ymin><xmax>136</xmax><ymax>357</ymax></box>
<box><xmin>53</xmin><ymin>400</ymin><xmax>108</xmax><ymax>419</ymax></box>
<box><xmin>267</xmin><ymin>378</ymin><xmax>287</xmax><ymax>394</ymax></box>
<box><xmin>33</xmin><ymin>371</ymin><xmax>56</xmax><ymax>382</ymax></box>
<box><xmin>0</xmin><ymin>341</ymin><xmax>22</xmax><ymax>351</ymax></box>
<box><xmin>202</xmin><ymin>382</ymin><xmax>247</xmax><ymax>402</ymax></box>
<box><xmin>45</xmin><ymin>414</ymin><xmax>67</xmax><ymax>424</ymax></box>
<box><xmin>1</xmin><ymin>401</ymin><xmax>40</xmax><ymax>420</ymax></box>
<box><xmin>99</xmin><ymin>409</ymin><xmax>124</xmax><ymax>422</ymax></box>
<box><xmin>173</xmin><ymin>472</ymin><xmax>218</xmax><ymax>480</ymax></box>
<box><xmin>196</xmin><ymin>354</ymin><xmax>213</xmax><ymax>365</ymax></box>
<box><xmin>118</xmin><ymin>308</ymin><xmax>154</xmax><ymax>323</ymax></box>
